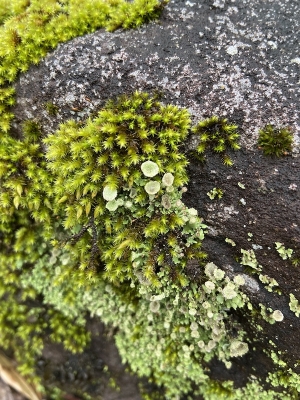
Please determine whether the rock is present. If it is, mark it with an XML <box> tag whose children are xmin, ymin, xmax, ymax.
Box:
<box><xmin>0</xmin><ymin>379</ymin><xmax>15</xmax><ymax>400</ymax></box>
<box><xmin>0</xmin><ymin>378</ymin><xmax>26</xmax><ymax>400</ymax></box>
<box><xmin>37</xmin><ymin>320</ymin><xmax>144</xmax><ymax>400</ymax></box>
<box><xmin>10</xmin><ymin>0</ymin><xmax>300</xmax><ymax>396</ymax></box>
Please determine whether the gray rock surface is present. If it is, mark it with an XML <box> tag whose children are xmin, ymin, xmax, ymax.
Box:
<box><xmin>11</xmin><ymin>0</ymin><xmax>300</xmax><ymax>397</ymax></box>
<box><xmin>0</xmin><ymin>379</ymin><xmax>15</xmax><ymax>400</ymax></box>
<box><xmin>0</xmin><ymin>378</ymin><xmax>25</xmax><ymax>400</ymax></box>
<box><xmin>13</xmin><ymin>0</ymin><xmax>300</xmax><ymax>152</ymax></box>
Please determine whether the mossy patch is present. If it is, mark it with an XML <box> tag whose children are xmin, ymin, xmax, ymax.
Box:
<box><xmin>258</xmin><ymin>125</ymin><xmax>293</xmax><ymax>157</ymax></box>
<box><xmin>0</xmin><ymin>0</ymin><xmax>299</xmax><ymax>398</ymax></box>
<box><xmin>1</xmin><ymin>90</ymin><xmax>299</xmax><ymax>398</ymax></box>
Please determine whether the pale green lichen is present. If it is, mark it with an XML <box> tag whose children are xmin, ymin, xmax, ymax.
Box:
<box><xmin>141</xmin><ymin>160</ymin><xmax>160</xmax><ymax>177</ymax></box>
<box><xmin>207</xmin><ymin>187</ymin><xmax>224</xmax><ymax>200</ymax></box>
<box><xmin>229</xmin><ymin>340</ymin><xmax>249</xmax><ymax>357</ymax></box>
<box><xmin>259</xmin><ymin>274</ymin><xmax>279</xmax><ymax>293</ymax></box>
<box><xmin>270</xmin><ymin>310</ymin><xmax>284</xmax><ymax>322</ymax></box>
<box><xmin>275</xmin><ymin>242</ymin><xmax>293</xmax><ymax>260</ymax></box>
<box><xmin>289</xmin><ymin>293</ymin><xmax>300</xmax><ymax>317</ymax></box>
<box><xmin>103</xmin><ymin>186</ymin><xmax>118</xmax><ymax>201</ymax></box>
<box><xmin>234</xmin><ymin>275</ymin><xmax>245</xmax><ymax>286</ymax></box>
<box><xmin>225</xmin><ymin>237</ymin><xmax>236</xmax><ymax>247</ymax></box>
<box><xmin>144</xmin><ymin>180</ymin><xmax>161</xmax><ymax>195</ymax></box>
<box><xmin>162</xmin><ymin>172</ymin><xmax>174</xmax><ymax>187</ymax></box>
<box><xmin>258</xmin><ymin>304</ymin><xmax>284</xmax><ymax>325</ymax></box>
<box><xmin>240</xmin><ymin>249</ymin><xmax>263</xmax><ymax>272</ymax></box>
<box><xmin>106</xmin><ymin>199</ymin><xmax>119</xmax><ymax>211</ymax></box>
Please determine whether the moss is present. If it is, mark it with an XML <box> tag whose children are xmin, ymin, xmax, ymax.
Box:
<box><xmin>0</xmin><ymin>0</ymin><xmax>169</xmax><ymax>392</ymax></box>
<box><xmin>0</xmin><ymin>0</ymin><xmax>299</xmax><ymax>397</ymax></box>
<box><xmin>0</xmin><ymin>222</ymin><xmax>90</xmax><ymax>381</ymax></box>
<box><xmin>44</xmin><ymin>102</ymin><xmax>59</xmax><ymax>116</ymax></box>
<box><xmin>22</xmin><ymin>119</ymin><xmax>43</xmax><ymax>141</ymax></box>
<box><xmin>257</xmin><ymin>124</ymin><xmax>293</xmax><ymax>157</ymax></box>
<box><xmin>41</xmin><ymin>92</ymin><xmax>192</xmax><ymax>282</ymax></box>
<box><xmin>0</xmin><ymin>91</ymin><xmax>299</xmax><ymax>397</ymax></box>
<box><xmin>192</xmin><ymin>115</ymin><xmax>240</xmax><ymax>166</ymax></box>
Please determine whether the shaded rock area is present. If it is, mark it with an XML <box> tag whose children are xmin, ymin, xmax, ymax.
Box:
<box><xmin>186</xmin><ymin>150</ymin><xmax>300</xmax><ymax>364</ymax></box>
<box><xmin>10</xmin><ymin>0</ymin><xmax>300</xmax><ymax>397</ymax></box>
<box><xmin>37</xmin><ymin>320</ymin><xmax>144</xmax><ymax>400</ymax></box>
<box><xmin>1</xmin><ymin>320</ymin><xmax>145</xmax><ymax>400</ymax></box>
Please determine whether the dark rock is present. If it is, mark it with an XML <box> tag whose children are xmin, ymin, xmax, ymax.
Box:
<box><xmin>37</xmin><ymin>319</ymin><xmax>143</xmax><ymax>400</ymax></box>
<box><xmin>13</xmin><ymin>0</ymin><xmax>300</xmax><ymax>151</ymax></box>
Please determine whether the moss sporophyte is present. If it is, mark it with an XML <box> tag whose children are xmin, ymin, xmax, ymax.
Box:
<box><xmin>0</xmin><ymin>1</ymin><xmax>298</xmax><ymax>398</ymax></box>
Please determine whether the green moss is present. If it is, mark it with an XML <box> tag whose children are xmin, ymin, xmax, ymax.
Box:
<box><xmin>41</xmin><ymin>92</ymin><xmax>194</xmax><ymax>284</ymax></box>
<box><xmin>257</xmin><ymin>124</ymin><xmax>293</xmax><ymax>157</ymax></box>
<box><xmin>44</xmin><ymin>102</ymin><xmax>59</xmax><ymax>116</ymax></box>
<box><xmin>192</xmin><ymin>116</ymin><xmax>240</xmax><ymax>166</ymax></box>
<box><xmin>0</xmin><ymin>0</ymin><xmax>170</xmax><ymax>391</ymax></box>
<box><xmin>0</xmin><ymin>221</ymin><xmax>90</xmax><ymax>381</ymax></box>
<box><xmin>22</xmin><ymin>119</ymin><xmax>43</xmax><ymax>141</ymax></box>
<box><xmin>0</xmin><ymin>92</ymin><xmax>203</xmax><ymax>380</ymax></box>
<box><xmin>0</xmin><ymin>91</ymin><xmax>299</xmax><ymax>398</ymax></box>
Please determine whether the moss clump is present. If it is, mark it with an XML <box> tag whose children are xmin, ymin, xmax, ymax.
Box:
<box><xmin>0</xmin><ymin>218</ymin><xmax>90</xmax><ymax>381</ymax></box>
<box><xmin>22</xmin><ymin>119</ymin><xmax>43</xmax><ymax>141</ymax></box>
<box><xmin>43</xmin><ymin>91</ymin><xmax>194</xmax><ymax>283</ymax></box>
<box><xmin>258</xmin><ymin>124</ymin><xmax>293</xmax><ymax>157</ymax></box>
<box><xmin>0</xmin><ymin>0</ymin><xmax>169</xmax><ymax>391</ymax></box>
<box><xmin>44</xmin><ymin>102</ymin><xmax>59</xmax><ymax>116</ymax></box>
<box><xmin>0</xmin><ymin>1</ymin><xmax>297</xmax><ymax>390</ymax></box>
<box><xmin>192</xmin><ymin>116</ymin><xmax>240</xmax><ymax>166</ymax></box>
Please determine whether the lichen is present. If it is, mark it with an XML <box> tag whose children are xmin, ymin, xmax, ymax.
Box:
<box><xmin>289</xmin><ymin>293</ymin><xmax>300</xmax><ymax>318</ymax></box>
<box><xmin>207</xmin><ymin>187</ymin><xmax>224</xmax><ymax>200</ymax></box>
